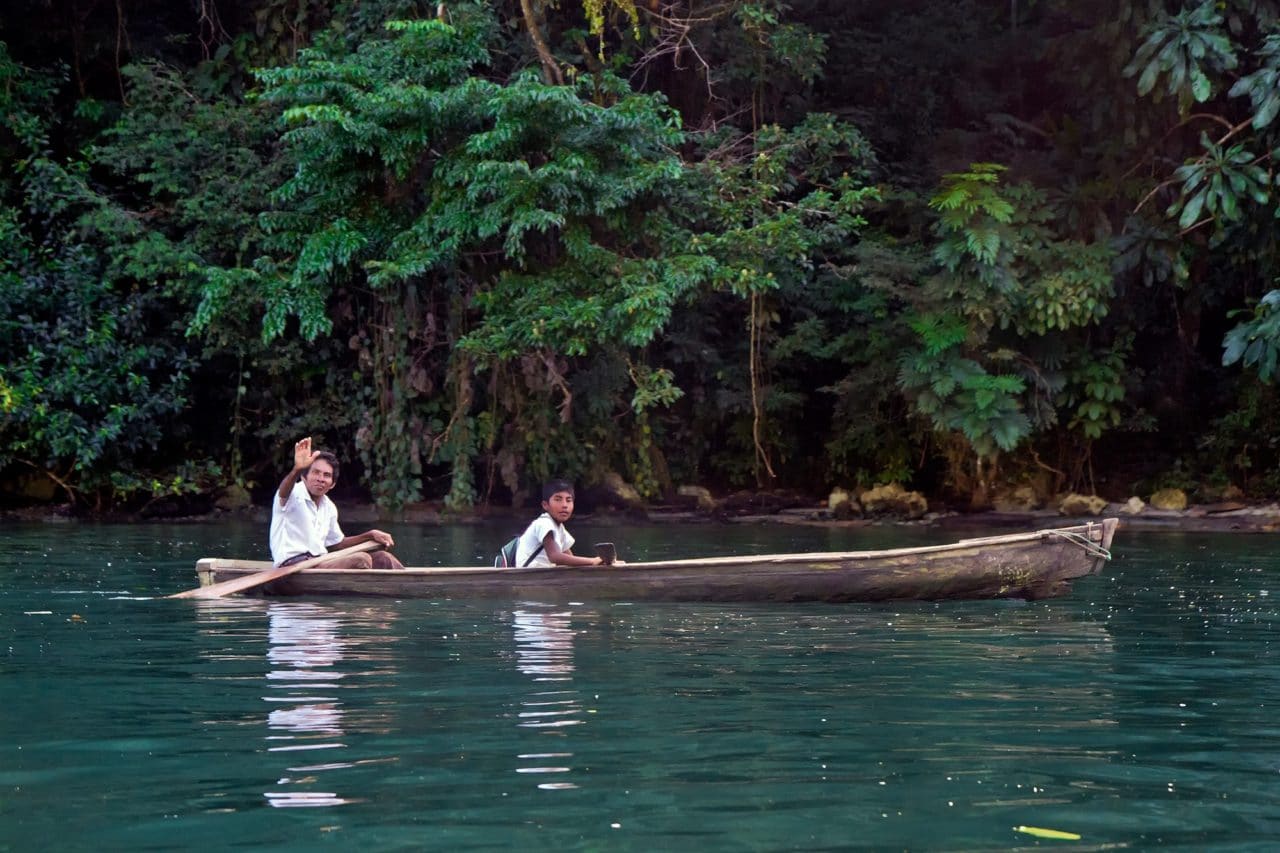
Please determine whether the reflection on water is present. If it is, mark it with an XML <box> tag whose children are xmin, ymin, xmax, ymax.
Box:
<box><xmin>261</xmin><ymin>603</ymin><xmax>405</xmax><ymax>808</ymax></box>
<box><xmin>266</xmin><ymin>603</ymin><xmax>348</xmax><ymax>741</ymax></box>
<box><xmin>512</xmin><ymin>607</ymin><xmax>577</xmax><ymax>682</ymax></box>
<box><xmin>192</xmin><ymin>600</ymin><xmax>408</xmax><ymax>809</ymax></box>
<box><xmin>511</xmin><ymin>605</ymin><xmax>587</xmax><ymax>790</ymax></box>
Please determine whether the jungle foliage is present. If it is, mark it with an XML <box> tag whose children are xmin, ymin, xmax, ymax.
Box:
<box><xmin>5</xmin><ymin>0</ymin><xmax>1280</xmax><ymax>513</ymax></box>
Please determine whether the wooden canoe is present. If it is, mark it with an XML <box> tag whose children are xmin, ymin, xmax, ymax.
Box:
<box><xmin>190</xmin><ymin>518</ymin><xmax>1117</xmax><ymax>603</ymax></box>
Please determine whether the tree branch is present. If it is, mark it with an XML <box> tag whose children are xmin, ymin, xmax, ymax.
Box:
<box><xmin>18</xmin><ymin>459</ymin><xmax>79</xmax><ymax>505</ymax></box>
<box><xmin>520</xmin><ymin>0</ymin><xmax>564</xmax><ymax>86</ymax></box>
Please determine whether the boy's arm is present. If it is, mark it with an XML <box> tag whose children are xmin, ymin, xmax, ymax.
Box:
<box><xmin>543</xmin><ymin>532</ymin><xmax>602</xmax><ymax>567</ymax></box>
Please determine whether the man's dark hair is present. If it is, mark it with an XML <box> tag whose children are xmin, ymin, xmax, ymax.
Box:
<box><xmin>542</xmin><ymin>479</ymin><xmax>574</xmax><ymax>501</ymax></box>
<box><xmin>302</xmin><ymin>451</ymin><xmax>341</xmax><ymax>482</ymax></box>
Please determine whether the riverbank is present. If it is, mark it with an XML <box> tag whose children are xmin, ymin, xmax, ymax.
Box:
<box><xmin>6</xmin><ymin>498</ymin><xmax>1278</xmax><ymax>533</ymax></box>
<box><xmin>755</xmin><ymin>504</ymin><xmax>1280</xmax><ymax>533</ymax></box>
<box><xmin>274</xmin><ymin>493</ymin><xmax>1280</xmax><ymax>533</ymax></box>
<box><xmin>646</xmin><ymin>502</ymin><xmax>1280</xmax><ymax>533</ymax></box>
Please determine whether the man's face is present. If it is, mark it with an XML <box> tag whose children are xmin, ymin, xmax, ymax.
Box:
<box><xmin>304</xmin><ymin>459</ymin><xmax>335</xmax><ymax>499</ymax></box>
<box><xmin>543</xmin><ymin>490</ymin><xmax>574</xmax><ymax>523</ymax></box>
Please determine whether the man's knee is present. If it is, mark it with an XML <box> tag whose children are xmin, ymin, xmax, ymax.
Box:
<box><xmin>371</xmin><ymin>551</ymin><xmax>403</xmax><ymax>570</ymax></box>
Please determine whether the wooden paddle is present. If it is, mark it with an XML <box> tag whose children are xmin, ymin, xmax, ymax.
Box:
<box><xmin>168</xmin><ymin>540</ymin><xmax>381</xmax><ymax>600</ymax></box>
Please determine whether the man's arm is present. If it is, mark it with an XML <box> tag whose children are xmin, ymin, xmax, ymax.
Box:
<box><xmin>277</xmin><ymin>437</ymin><xmax>317</xmax><ymax>505</ymax></box>
<box><xmin>333</xmin><ymin>529</ymin><xmax>396</xmax><ymax>550</ymax></box>
<box><xmin>543</xmin><ymin>532</ymin><xmax>603</xmax><ymax>567</ymax></box>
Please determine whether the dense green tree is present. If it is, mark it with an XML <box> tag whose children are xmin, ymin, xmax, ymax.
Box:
<box><xmin>192</xmin><ymin>8</ymin><xmax>704</xmax><ymax>508</ymax></box>
<box><xmin>9</xmin><ymin>0</ymin><xmax>1280</xmax><ymax>514</ymax></box>
<box><xmin>0</xmin><ymin>48</ymin><xmax>201</xmax><ymax>507</ymax></box>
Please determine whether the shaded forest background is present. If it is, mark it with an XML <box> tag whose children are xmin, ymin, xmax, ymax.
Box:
<box><xmin>5</xmin><ymin>0</ymin><xmax>1280</xmax><ymax>516</ymax></box>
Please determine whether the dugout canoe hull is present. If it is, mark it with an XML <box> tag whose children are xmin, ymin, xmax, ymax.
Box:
<box><xmin>191</xmin><ymin>518</ymin><xmax>1117</xmax><ymax>603</ymax></box>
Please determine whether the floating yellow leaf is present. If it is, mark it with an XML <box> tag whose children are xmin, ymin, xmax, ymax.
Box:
<box><xmin>1014</xmin><ymin>825</ymin><xmax>1081</xmax><ymax>840</ymax></box>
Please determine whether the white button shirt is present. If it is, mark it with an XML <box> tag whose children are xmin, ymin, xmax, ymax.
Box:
<box><xmin>269</xmin><ymin>484</ymin><xmax>344</xmax><ymax>566</ymax></box>
<box><xmin>515</xmin><ymin>512</ymin><xmax>574</xmax><ymax>568</ymax></box>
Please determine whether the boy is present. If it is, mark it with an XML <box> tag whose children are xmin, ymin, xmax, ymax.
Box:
<box><xmin>269</xmin><ymin>436</ymin><xmax>405</xmax><ymax>570</ymax></box>
<box><xmin>515</xmin><ymin>480</ymin><xmax>622</xmax><ymax>568</ymax></box>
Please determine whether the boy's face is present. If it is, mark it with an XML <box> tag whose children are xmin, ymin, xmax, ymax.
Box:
<box><xmin>542</xmin><ymin>490</ymin><xmax>575</xmax><ymax>523</ymax></box>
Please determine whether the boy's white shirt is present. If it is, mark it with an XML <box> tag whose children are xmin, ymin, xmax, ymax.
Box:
<box><xmin>269</xmin><ymin>484</ymin><xmax>344</xmax><ymax>566</ymax></box>
<box><xmin>515</xmin><ymin>512</ymin><xmax>575</xmax><ymax>568</ymax></box>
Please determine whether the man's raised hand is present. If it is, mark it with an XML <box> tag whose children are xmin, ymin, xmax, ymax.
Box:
<box><xmin>293</xmin><ymin>437</ymin><xmax>318</xmax><ymax>470</ymax></box>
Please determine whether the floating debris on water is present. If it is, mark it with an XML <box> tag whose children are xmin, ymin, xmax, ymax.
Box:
<box><xmin>1014</xmin><ymin>825</ymin><xmax>1081</xmax><ymax>840</ymax></box>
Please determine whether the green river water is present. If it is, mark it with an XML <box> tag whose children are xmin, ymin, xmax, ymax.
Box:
<box><xmin>1</xmin><ymin>519</ymin><xmax>1277</xmax><ymax>851</ymax></box>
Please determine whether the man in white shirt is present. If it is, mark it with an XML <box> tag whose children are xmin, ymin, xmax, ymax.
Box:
<box><xmin>269</xmin><ymin>437</ymin><xmax>404</xmax><ymax>569</ymax></box>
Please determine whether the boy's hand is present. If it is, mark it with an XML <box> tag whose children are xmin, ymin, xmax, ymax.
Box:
<box><xmin>293</xmin><ymin>437</ymin><xmax>318</xmax><ymax>470</ymax></box>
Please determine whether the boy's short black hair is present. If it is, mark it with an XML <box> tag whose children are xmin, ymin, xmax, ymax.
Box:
<box><xmin>302</xmin><ymin>451</ymin><xmax>341</xmax><ymax>482</ymax></box>
<box><xmin>542</xmin><ymin>479</ymin><xmax>574</xmax><ymax>501</ymax></box>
